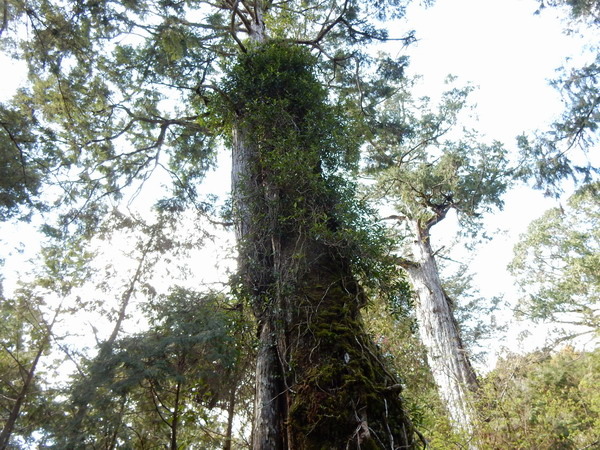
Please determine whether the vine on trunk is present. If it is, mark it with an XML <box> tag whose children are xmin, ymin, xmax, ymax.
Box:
<box><xmin>217</xmin><ymin>42</ymin><xmax>407</xmax><ymax>303</ymax></box>
<box><xmin>217</xmin><ymin>42</ymin><xmax>417</xmax><ymax>448</ymax></box>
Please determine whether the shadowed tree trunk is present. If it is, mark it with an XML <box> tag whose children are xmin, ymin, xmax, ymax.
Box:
<box><xmin>231</xmin><ymin>41</ymin><xmax>416</xmax><ymax>449</ymax></box>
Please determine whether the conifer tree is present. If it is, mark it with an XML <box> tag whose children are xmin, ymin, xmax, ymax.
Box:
<box><xmin>1</xmin><ymin>0</ymin><xmax>420</xmax><ymax>447</ymax></box>
<box><xmin>367</xmin><ymin>80</ymin><xmax>512</xmax><ymax>438</ymax></box>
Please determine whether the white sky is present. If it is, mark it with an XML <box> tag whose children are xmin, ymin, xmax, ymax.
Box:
<box><xmin>399</xmin><ymin>0</ymin><xmax>598</xmax><ymax>360</ymax></box>
<box><xmin>1</xmin><ymin>0</ymin><xmax>597</xmax><ymax>366</ymax></box>
<box><xmin>402</xmin><ymin>0</ymin><xmax>591</xmax><ymax>140</ymax></box>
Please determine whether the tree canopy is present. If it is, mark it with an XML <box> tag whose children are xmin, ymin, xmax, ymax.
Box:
<box><xmin>510</xmin><ymin>182</ymin><xmax>600</xmax><ymax>339</ymax></box>
<box><xmin>521</xmin><ymin>0</ymin><xmax>600</xmax><ymax>195</ymax></box>
<box><xmin>367</xmin><ymin>79</ymin><xmax>511</xmax><ymax>238</ymax></box>
<box><xmin>1</xmin><ymin>0</ymin><xmax>599</xmax><ymax>448</ymax></box>
<box><xmin>0</xmin><ymin>0</ymin><xmax>414</xmax><ymax>228</ymax></box>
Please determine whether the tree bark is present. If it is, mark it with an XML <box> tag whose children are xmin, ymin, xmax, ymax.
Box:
<box><xmin>0</xmin><ymin>343</ymin><xmax>44</xmax><ymax>450</ymax></box>
<box><xmin>223</xmin><ymin>384</ymin><xmax>237</xmax><ymax>450</ymax></box>
<box><xmin>404</xmin><ymin>219</ymin><xmax>479</xmax><ymax>436</ymax></box>
<box><xmin>231</xmin><ymin>79</ymin><xmax>415</xmax><ymax>450</ymax></box>
<box><xmin>232</xmin><ymin>120</ymin><xmax>288</xmax><ymax>449</ymax></box>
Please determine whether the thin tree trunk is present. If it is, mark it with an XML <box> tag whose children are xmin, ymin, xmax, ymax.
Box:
<box><xmin>223</xmin><ymin>384</ymin><xmax>237</xmax><ymax>450</ymax></box>
<box><xmin>106</xmin><ymin>232</ymin><xmax>155</xmax><ymax>345</ymax></box>
<box><xmin>170</xmin><ymin>379</ymin><xmax>181</xmax><ymax>450</ymax></box>
<box><xmin>405</xmin><ymin>219</ymin><xmax>479</xmax><ymax>435</ymax></box>
<box><xmin>0</xmin><ymin>343</ymin><xmax>44</xmax><ymax>449</ymax></box>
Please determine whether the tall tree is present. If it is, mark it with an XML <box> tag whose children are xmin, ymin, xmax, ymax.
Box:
<box><xmin>0</xmin><ymin>233</ymin><xmax>93</xmax><ymax>448</ymax></box>
<box><xmin>1</xmin><ymin>0</ymin><xmax>420</xmax><ymax>447</ymax></box>
<box><xmin>225</xmin><ymin>42</ymin><xmax>415</xmax><ymax>448</ymax></box>
<box><xmin>367</xmin><ymin>80</ymin><xmax>512</xmax><ymax>436</ymax></box>
<box><xmin>509</xmin><ymin>181</ymin><xmax>599</xmax><ymax>341</ymax></box>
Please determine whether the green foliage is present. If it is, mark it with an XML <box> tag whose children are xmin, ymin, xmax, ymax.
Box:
<box><xmin>365</xmin><ymin>297</ymin><xmax>600</xmax><ymax>449</ymax></box>
<box><xmin>367</xmin><ymin>79</ymin><xmax>512</xmax><ymax>236</ymax></box>
<box><xmin>537</xmin><ymin>0</ymin><xmax>600</xmax><ymax>23</ymax></box>
<box><xmin>1</xmin><ymin>0</ymin><xmax>417</xmax><ymax>445</ymax></box>
<box><xmin>0</xmin><ymin>0</ymin><xmax>415</xmax><ymax>232</ymax></box>
<box><xmin>221</xmin><ymin>42</ymin><xmax>410</xmax><ymax>297</ymax></box>
<box><xmin>509</xmin><ymin>182</ymin><xmax>599</xmax><ymax>337</ymax></box>
<box><xmin>219</xmin><ymin>42</ymin><xmax>360</xmax><ymax>172</ymax></box>
<box><xmin>0</xmin><ymin>285</ymin><xmax>59</xmax><ymax>448</ymax></box>
<box><xmin>58</xmin><ymin>287</ymin><xmax>253</xmax><ymax>448</ymax></box>
<box><xmin>521</xmin><ymin>2</ymin><xmax>600</xmax><ymax>196</ymax></box>
<box><xmin>516</xmin><ymin>52</ymin><xmax>600</xmax><ymax>195</ymax></box>
<box><xmin>477</xmin><ymin>346</ymin><xmax>600</xmax><ymax>449</ymax></box>
<box><xmin>0</xmin><ymin>0</ymin><xmax>223</xmax><ymax>231</ymax></box>
<box><xmin>0</xmin><ymin>101</ymin><xmax>58</xmax><ymax>221</ymax></box>
<box><xmin>0</xmin><ymin>226</ymin><xmax>107</xmax><ymax>447</ymax></box>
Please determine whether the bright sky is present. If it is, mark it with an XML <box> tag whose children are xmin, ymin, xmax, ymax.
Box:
<box><xmin>1</xmin><ymin>0</ymin><xmax>596</xmax><ymax>366</ymax></box>
<box><xmin>403</xmin><ymin>0</ymin><xmax>591</xmax><ymax>140</ymax></box>
<box><xmin>400</xmin><ymin>0</ymin><xmax>598</xmax><ymax>359</ymax></box>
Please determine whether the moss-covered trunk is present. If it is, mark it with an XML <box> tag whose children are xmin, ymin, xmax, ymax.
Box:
<box><xmin>229</xmin><ymin>43</ymin><xmax>415</xmax><ymax>449</ymax></box>
<box><xmin>283</xmin><ymin>240</ymin><xmax>414</xmax><ymax>448</ymax></box>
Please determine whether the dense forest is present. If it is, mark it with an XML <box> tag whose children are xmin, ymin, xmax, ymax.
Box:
<box><xmin>0</xmin><ymin>0</ymin><xmax>598</xmax><ymax>448</ymax></box>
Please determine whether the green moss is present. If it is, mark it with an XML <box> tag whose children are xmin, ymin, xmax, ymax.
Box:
<box><xmin>282</xmin><ymin>272</ymin><xmax>413</xmax><ymax>448</ymax></box>
<box><xmin>220</xmin><ymin>42</ymin><xmax>416</xmax><ymax>448</ymax></box>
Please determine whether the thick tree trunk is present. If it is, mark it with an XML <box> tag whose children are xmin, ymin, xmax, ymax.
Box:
<box><xmin>231</xmin><ymin>87</ymin><xmax>415</xmax><ymax>450</ymax></box>
<box><xmin>404</xmin><ymin>220</ymin><xmax>479</xmax><ymax>436</ymax></box>
<box><xmin>277</xmin><ymin>238</ymin><xmax>415</xmax><ymax>449</ymax></box>
<box><xmin>229</xmin><ymin>9</ymin><xmax>415</xmax><ymax>442</ymax></box>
